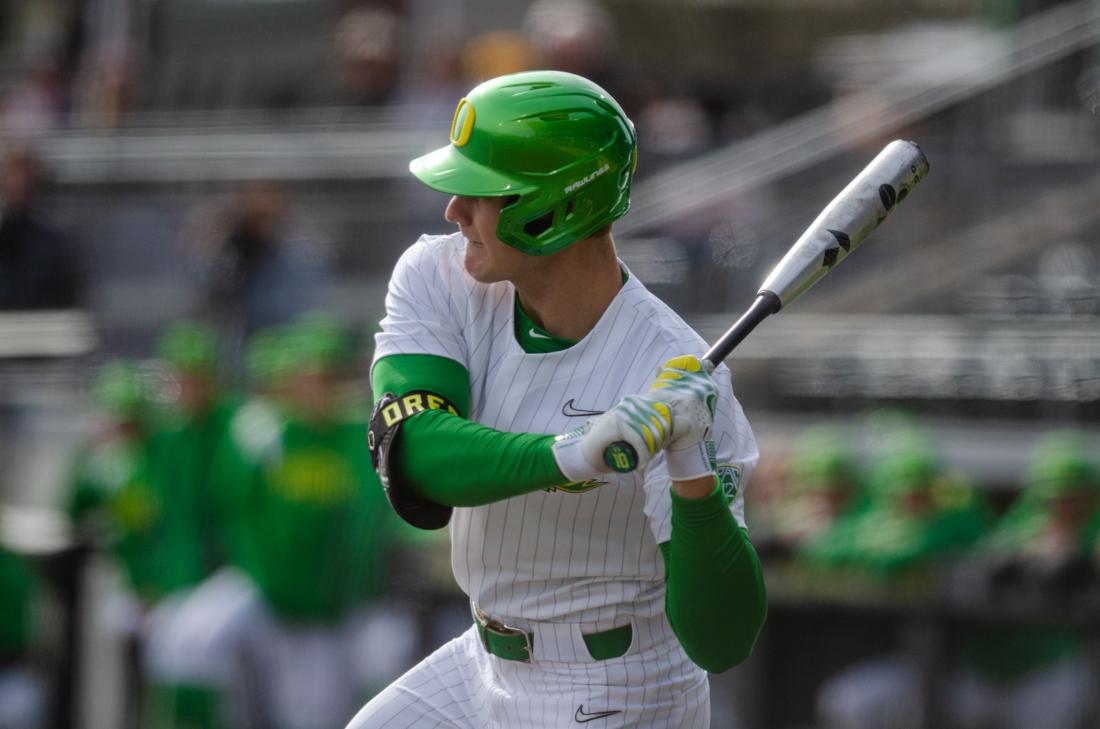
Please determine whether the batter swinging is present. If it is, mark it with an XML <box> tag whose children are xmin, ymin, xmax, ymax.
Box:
<box><xmin>350</xmin><ymin>70</ymin><xmax>767</xmax><ymax>729</ymax></box>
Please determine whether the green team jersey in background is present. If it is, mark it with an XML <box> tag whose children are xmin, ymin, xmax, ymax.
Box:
<box><xmin>68</xmin><ymin>437</ymin><xmax>167</xmax><ymax>598</ymax></box>
<box><xmin>214</xmin><ymin>401</ymin><xmax>395</xmax><ymax>623</ymax></box>
<box><xmin>797</xmin><ymin>482</ymin><xmax>991</xmax><ymax>578</ymax></box>
<box><xmin>0</xmin><ymin>547</ymin><xmax>36</xmax><ymax>656</ymax></box>
<box><xmin>144</xmin><ymin>396</ymin><xmax>240</xmax><ymax>593</ymax></box>
<box><xmin>957</xmin><ymin>502</ymin><xmax>1100</xmax><ymax>681</ymax></box>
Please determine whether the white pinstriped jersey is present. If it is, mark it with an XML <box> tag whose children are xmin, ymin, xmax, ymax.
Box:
<box><xmin>373</xmin><ymin>232</ymin><xmax>758</xmax><ymax>624</ymax></box>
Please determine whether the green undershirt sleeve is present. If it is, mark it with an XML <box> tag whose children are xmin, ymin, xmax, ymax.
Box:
<box><xmin>659</xmin><ymin>483</ymin><xmax>768</xmax><ymax>673</ymax></box>
<box><xmin>373</xmin><ymin>354</ymin><xmax>472</xmax><ymax>418</ymax></box>
<box><xmin>372</xmin><ymin>354</ymin><xmax>567</xmax><ymax>507</ymax></box>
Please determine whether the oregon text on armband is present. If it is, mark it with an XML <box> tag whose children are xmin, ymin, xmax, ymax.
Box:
<box><xmin>563</xmin><ymin>163</ymin><xmax>611</xmax><ymax>195</ymax></box>
<box><xmin>380</xmin><ymin>392</ymin><xmax>460</xmax><ymax>427</ymax></box>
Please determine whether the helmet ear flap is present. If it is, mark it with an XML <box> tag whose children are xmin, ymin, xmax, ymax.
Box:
<box><xmin>498</xmin><ymin>166</ymin><xmax>629</xmax><ymax>255</ymax></box>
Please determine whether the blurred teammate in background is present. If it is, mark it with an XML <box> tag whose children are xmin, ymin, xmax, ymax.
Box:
<box><xmin>944</xmin><ymin>433</ymin><xmax>1100</xmax><ymax>729</ymax></box>
<box><xmin>145</xmin><ymin>321</ymin><xmax>240</xmax><ymax>587</ymax></box>
<box><xmin>752</xmin><ymin>425</ymin><xmax>865</xmax><ymax>560</ymax></box>
<box><xmin>68</xmin><ymin>362</ymin><xmax>157</xmax><ymax>599</ymax></box>
<box><xmin>806</xmin><ymin>440</ymin><xmax>989</xmax><ymax>580</ymax></box>
<box><xmin>145</xmin><ymin>316</ymin><xmax>410</xmax><ymax>729</ymax></box>
<box><xmin>66</xmin><ymin>361</ymin><xmax>158</xmax><ymax>727</ymax></box>
<box><xmin>814</xmin><ymin>437</ymin><xmax>991</xmax><ymax>729</ymax></box>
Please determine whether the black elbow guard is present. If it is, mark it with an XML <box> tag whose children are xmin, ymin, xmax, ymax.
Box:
<box><xmin>367</xmin><ymin>391</ymin><xmax>459</xmax><ymax>530</ymax></box>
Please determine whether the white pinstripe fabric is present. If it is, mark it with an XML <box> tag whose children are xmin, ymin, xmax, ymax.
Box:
<box><xmin>345</xmin><ymin>625</ymin><xmax>709</xmax><ymax>729</ymax></box>
<box><xmin>369</xmin><ymin>232</ymin><xmax>756</xmax><ymax>725</ymax></box>
<box><xmin>373</xmin><ymin>233</ymin><xmax>758</xmax><ymax>625</ymax></box>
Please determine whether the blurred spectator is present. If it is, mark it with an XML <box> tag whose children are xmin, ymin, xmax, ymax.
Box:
<box><xmin>0</xmin><ymin>547</ymin><xmax>44</xmax><ymax>729</ymax></box>
<box><xmin>74</xmin><ymin>43</ymin><xmax>134</xmax><ymax>128</ymax></box>
<box><xmin>185</xmin><ymin>182</ymin><xmax>328</xmax><ymax>353</ymax></box>
<box><xmin>145</xmin><ymin>316</ymin><xmax>412</xmax><ymax>729</ymax></box>
<box><xmin>942</xmin><ymin>433</ymin><xmax>1100</xmax><ymax>729</ymax></box>
<box><xmin>635</xmin><ymin>90</ymin><xmax>716</xmax><ymax>163</ymax></box>
<box><xmin>522</xmin><ymin>0</ymin><xmax>616</xmax><ymax>86</ymax></box>
<box><xmin>0</xmin><ymin>145</ymin><xmax>84</xmax><ymax>310</ymax></box>
<box><xmin>396</xmin><ymin>30</ymin><xmax>466</xmax><ymax>126</ymax></box>
<box><xmin>813</xmin><ymin>437</ymin><xmax>991</xmax><ymax>729</ymax></box>
<box><xmin>0</xmin><ymin>60</ymin><xmax>68</xmax><ymax>137</ymax></box>
<box><xmin>461</xmin><ymin>31</ymin><xmax>537</xmax><ymax>84</ymax></box>
<box><xmin>332</xmin><ymin>3</ymin><xmax>402</xmax><ymax>106</ymax></box>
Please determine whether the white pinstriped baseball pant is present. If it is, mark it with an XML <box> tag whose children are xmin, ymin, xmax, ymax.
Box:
<box><xmin>345</xmin><ymin>613</ymin><xmax>710</xmax><ymax>729</ymax></box>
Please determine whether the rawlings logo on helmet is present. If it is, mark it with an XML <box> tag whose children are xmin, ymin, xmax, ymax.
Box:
<box><xmin>563</xmin><ymin>163</ymin><xmax>611</xmax><ymax>195</ymax></box>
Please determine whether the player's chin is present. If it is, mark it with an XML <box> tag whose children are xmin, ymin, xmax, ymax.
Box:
<box><xmin>463</xmin><ymin>248</ymin><xmax>502</xmax><ymax>283</ymax></box>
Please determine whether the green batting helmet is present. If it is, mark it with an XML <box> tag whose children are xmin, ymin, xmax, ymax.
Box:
<box><xmin>787</xmin><ymin>426</ymin><xmax>857</xmax><ymax>493</ymax></box>
<box><xmin>157</xmin><ymin>321</ymin><xmax>219</xmax><ymax>371</ymax></box>
<box><xmin>1028</xmin><ymin>432</ymin><xmax>1100</xmax><ymax>499</ymax></box>
<box><xmin>92</xmin><ymin>361</ymin><xmax>148</xmax><ymax>418</ymax></box>
<box><xmin>869</xmin><ymin>446</ymin><xmax>940</xmax><ymax>497</ymax></box>
<box><xmin>409</xmin><ymin>70</ymin><xmax>637</xmax><ymax>256</ymax></box>
<box><xmin>282</xmin><ymin>314</ymin><xmax>352</xmax><ymax>374</ymax></box>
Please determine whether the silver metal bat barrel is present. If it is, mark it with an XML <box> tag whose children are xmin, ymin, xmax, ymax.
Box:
<box><xmin>758</xmin><ymin>139</ymin><xmax>930</xmax><ymax>309</ymax></box>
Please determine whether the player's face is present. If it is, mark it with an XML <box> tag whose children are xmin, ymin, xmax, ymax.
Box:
<box><xmin>446</xmin><ymin>195</ymin><xmax>535</xmax><ymax>284</ymax></box>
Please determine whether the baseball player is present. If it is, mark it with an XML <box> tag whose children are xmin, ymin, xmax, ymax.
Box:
<box><xmin>146</xmin><ymin>321</ymin><xmax>241</xmax><ymax>586</ymax></box>
<box><xmin>755</xmin><ymin>425</ymin><xmax>866</xmax><ymax>558</ymax></box>
<box><xmin>814</xmin><ymin>441</ymin><xmax>991</xmax><ymax>729</ymax></box>
<box><xmin>937</xmin><ymin>433</ymin><xmax>1099</xmax><ymax>729</ymax></box>
<box><xmin>144</xmin><ymin>318</ymin><xmax>412</xmax><ymax>729</ymax></box>
<box><xmin>349</xmin><ymin>70</ymin><xmax>766</xmax><ymax>729</ymax></box>
<box><xmin>68</xmin><ymin>361</ymin><xmax>160</xmax><ymax>599</ymax></box>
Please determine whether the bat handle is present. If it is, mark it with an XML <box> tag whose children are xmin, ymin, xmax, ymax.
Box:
<box><xmin>702</xmin><ymin>291</ymin><xmax>780</xmax><ymax>368</ymax></box>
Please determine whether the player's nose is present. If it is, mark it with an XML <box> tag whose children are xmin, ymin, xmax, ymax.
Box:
<box><xmin>444</xmin><ymin>196</ymin><xmax>473</xmax><ymax>226</ymax></box>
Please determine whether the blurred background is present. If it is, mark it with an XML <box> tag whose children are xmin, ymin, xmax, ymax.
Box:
<box><xmin>1</xmin><ymin>0</ymin><xmax>1099</xmax><ymax>728</ymax></box>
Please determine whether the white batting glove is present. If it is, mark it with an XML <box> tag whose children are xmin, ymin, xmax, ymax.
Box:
<box><xmin>551</xmin><ymin>394</ymin><xmax>672</xmax><ymax>482</ymax></box>
<box><xmin>646</xmin><ymin>355</ymin><xmax>718</xmax><ymax>481</ymax></box>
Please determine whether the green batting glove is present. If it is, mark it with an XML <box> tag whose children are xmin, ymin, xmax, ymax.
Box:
<box><xmin>552</xmin><ymin>394</ymin><xmax>672</xmax><ymax>481</ymax></box>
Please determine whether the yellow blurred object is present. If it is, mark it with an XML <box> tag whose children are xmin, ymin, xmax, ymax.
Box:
<box><xmin>461</xmin><ymin>31</ymin><xmax>537</xmax><ymax>83</ymax></box>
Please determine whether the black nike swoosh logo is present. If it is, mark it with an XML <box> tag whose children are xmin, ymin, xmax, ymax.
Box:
<box><xmin>562</xmin><ymin>399</ymin><xmax>605</xmax><ymax>417</ymax></box>
<box><xmin>575</xmin><ymin>705</ymin><xmax>622</xmax><ymax>723</ymax></box>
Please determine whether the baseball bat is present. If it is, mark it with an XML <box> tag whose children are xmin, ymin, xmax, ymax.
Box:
<box><xmin>601</xmin><ymin>139</ymin><xmax>930</xmax><ymax>474</ymax></box>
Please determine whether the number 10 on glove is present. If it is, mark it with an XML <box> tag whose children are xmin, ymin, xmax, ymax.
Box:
<box><xmin>602</xmin><ymin>355</ymin><xmax>718</xmax><ymax>477</ymax></box>
<box><xmin>552</xmin><ymin>394</ymin><xmax>673</xmax><ymax>483</ymax></box>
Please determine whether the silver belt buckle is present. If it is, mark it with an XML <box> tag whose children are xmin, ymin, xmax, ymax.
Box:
<box><xmin>474</xmin><ymin>605</ymin><xmax>533</xmax><ymax>662</ymax></box>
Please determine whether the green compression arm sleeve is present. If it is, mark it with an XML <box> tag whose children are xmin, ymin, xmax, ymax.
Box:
<box><xmin>372</xmin><ymin>354</ymin><xmax>567</xmax><ymax>506</ymax></box>
<box><xmin>659</xmin><ymin>484</ymin><xmax>768</xmax><ymax>673</ymax></box>
<box><xmin>373</xmin><ymin>354</ymin><xmax>472</xmax><ymax>418</ymax></box>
